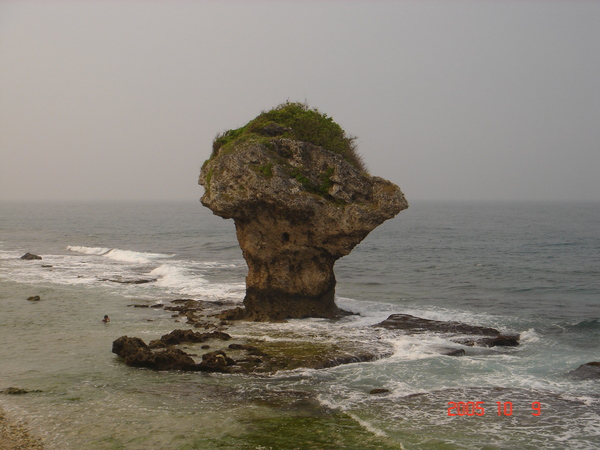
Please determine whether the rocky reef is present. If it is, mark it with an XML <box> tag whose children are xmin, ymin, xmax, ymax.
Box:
<box><xmin>199</xmin><ymin>102</ymin><xmax>408</xmax><ymax>321</ymax></box>
<box><xmin>112</xmin><ymin>299</ymin><xmax>523</xmax><ymax>374</ymax></box>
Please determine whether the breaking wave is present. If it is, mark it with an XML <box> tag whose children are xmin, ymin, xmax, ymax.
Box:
<box><xmin>68</xmin><ymin>245</ymin><xmax>173</xmax><ymax>264</ymax></box>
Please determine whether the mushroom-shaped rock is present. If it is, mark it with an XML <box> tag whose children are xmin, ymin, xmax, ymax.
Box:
<box><xmin>199</xmin><ymin>102</ymin><xmax>408</xmax><ymax>321</ymax></box>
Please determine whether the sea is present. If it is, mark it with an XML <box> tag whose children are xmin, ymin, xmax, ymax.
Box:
<box><xmin>0</xmin><ymin>200</ymin><xmax>599</xmax><ymax>449</ymax></box>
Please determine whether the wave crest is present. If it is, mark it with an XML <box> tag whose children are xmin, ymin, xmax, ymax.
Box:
<box><xmin>67</xmin><ymin>245</ymin><xmax>111</xmax><ymax>255</ymax></box>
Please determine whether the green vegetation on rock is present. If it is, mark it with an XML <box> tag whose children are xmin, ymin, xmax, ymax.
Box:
<box><xmin>212</xmin><ymin>101</ymin><xmax>365</xmax><ymax>171</ymax></box>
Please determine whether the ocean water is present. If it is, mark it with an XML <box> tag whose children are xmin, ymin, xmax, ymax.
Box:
<box><xmin>0</xmin><ymin>200</ymin><xmax>599</xmax><ymax>449</ymax></box>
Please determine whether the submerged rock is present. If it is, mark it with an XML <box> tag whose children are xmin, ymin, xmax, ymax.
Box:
<box><xmin>369</xmin><ymin>388</ymin><xmax>390</xmax><ymax>395</ymax></box>
<box><xmin>1</xmin><ymin>387</ymin><xmax>41</xmax><ymax>395</ymax></box>
<box><xmin>100</xmin><ymin>277</ymin><xmax>156</xmax><ymax>284</ymax></box>
<box><xmin>199</xmin><ymin>102</ymin><xmax>408</xmax><ymax>321</ymax></box>
<box><xmin>20</xmin><ymin>252</ymin><xmax>42</xmax><ymax>260</ymax></box>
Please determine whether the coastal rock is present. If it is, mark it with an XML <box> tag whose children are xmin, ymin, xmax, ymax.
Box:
<box><xmin>369</xmin><ymin>388</ymin><xmax>390</xmax><ymax>395</ymax></box>
<box><xmin>112</xmin><ymin>336</ymin><xmax>148</xmax><ymax>358</ymax></box>
<box><xmin>158</xmin><ymin>329</ymin><xmax>231</xmax><ymax>345</ymax></box>
<box><xmin>112</xmin><ymin>336</ymin><xmax>198</xmax><ymax>371</ymax></box>
<box><xmin>100</xmin><ymin>277</ymin><xmax>156</xmax><ymax>284</ymax></box>
<box><xmin>20</xmin><ymin>253</ymin><xmax>42</xmax><ymax>260</ymax></box>
<box><xmin>124</xmin><ymin>347</ymin><xmax>198</xmax><ymax>371</ymax></box>
<box><xmin>374</xmin><ymin>314</ymin><xmax>520</xmax><ymax>347</ymax></box>
<box><xmin>199</xmin><ymin>102</ymin><xmax>408</xmax><ymax>321</ymax></box>
<box><xmin>568</xmin><ymin>362</ymin><xmax>600</xmax><ymax>380</ymax></box>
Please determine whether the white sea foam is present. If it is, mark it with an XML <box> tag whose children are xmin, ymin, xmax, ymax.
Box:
<box><xmin>150</xmin><ymin>264</ymin><xmax>197</xmax><ymax>287</ymax></box>
<box><xmin>148</xmin><ymin>263</ymin><xmax>244</xmax><ymax>300</ymax></box>
<box><xmin>519</xmin><ymin>328</ymin><xmax>540</xmax><ymax>344</ymax></box>
<box><xmin>104</xmin><ymin>249</ymin><xmax>161</xmax><ymax>264</ymax></box>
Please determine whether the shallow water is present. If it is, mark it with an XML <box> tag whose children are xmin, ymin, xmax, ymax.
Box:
<box><xmin>1</xmin><ymin>200</ymin><xmax>599</xmax><ymax>448</ymax></box>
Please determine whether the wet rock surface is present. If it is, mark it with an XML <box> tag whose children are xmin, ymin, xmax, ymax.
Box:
<box><xmin>568</xmin><ymin>362</ymin><xmax>600</xmax><ymax>380</ymax></box>
<box><xmin>374</xmin><ymin>314</ymin><xmax>520</xmax><ymax>347</ymax></box>
<box><xmin>20</xmin><ymin>253</ymin><xmax>42</xmax><ymax>260</ymax></box>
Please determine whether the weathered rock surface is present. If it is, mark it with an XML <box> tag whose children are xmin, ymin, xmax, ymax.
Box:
<box><xmin>200</xmin><ymin>135</ymin><xmax>407</xmax><ymax>321</ymax></box>
<box><xmin>374</xmin><ymin>314</ymin><xmax>520</xmax><ymax>347</ymax></box>
<box><xmin>20</xmin><ymin>253</ymin><xmax>42</xmax><ymax>260</ymax></box>
<box><xmin>568</xmin><ymin>362</ymin><xmax>600</xmax><ymax>380</ymax></box>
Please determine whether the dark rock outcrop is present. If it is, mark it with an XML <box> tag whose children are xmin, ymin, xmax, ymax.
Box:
<box><xmin>200</xmin><ymin>104</ymin><xmax>408</xmax><ymax>321</ymax></box>
<box><xmin>99</xmin><ymin>277</ymin><xmax>156</xmax><ymax>284</ymax></box>
<box><xmin>112</xmin><ymin>336</ymin><xmax>148</xmax><ymax>358</ymax></box>
<box><xmin>435</xmin><ymin>347</ymin><xmax>466</xmax><ymax>357</ymax></box>
<box><xmin>369</xmin><ymin>388</ymin><xmax>390</xmax><ymax>395</ymax></box>
<box><xmin>374</xmin><ymin>314</ymin><xmax>520</xmax><ymax>348</ymax></box>
<box><xmin>21</xmin><ymin>253</ymin><xmax>42</xmax><ymax>260</ymax></box>
<box><xmin>112</xmin><ymin>336</ymin><xmax>198</xmax><ymax>371</ymax></box>
<box><xmin>1</xmin><ymin>387</ymin><xmax>41</xmax><ymax>395</ymax></box>
<box><xmin>568</xmin><ymin>362</ymin><xmax>600</xmax><ymax>380</ymax></box>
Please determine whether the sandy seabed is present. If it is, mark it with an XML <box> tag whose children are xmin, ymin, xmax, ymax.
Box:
<box><xmin>0</xmin><ymin>407</ymin><xmax>43</xmax><ymax>450</ymax></box>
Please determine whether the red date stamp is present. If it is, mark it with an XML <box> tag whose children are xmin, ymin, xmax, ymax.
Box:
<box><xmin>447</xmin><ymin>401</ymin><xmax>542</xmax><ymax>416</ymax></box>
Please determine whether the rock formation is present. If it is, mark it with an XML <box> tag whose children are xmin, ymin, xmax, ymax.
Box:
<box><xmin>199</xmin><ymin>102</ymin><xmax>408</xmax><ymax>320</ymax></box>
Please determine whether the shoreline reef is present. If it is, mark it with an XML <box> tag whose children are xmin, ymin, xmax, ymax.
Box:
<box><xmin>113</xmin><ymin>299</ymin><xmax>521</xmax><ymax>374</ymax></box>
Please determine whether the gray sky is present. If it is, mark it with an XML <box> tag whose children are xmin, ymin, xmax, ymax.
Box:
<box><xmin>1</xmin><ymin>1</ymin><xmax>599</xmax><ymax>202</ymax></box>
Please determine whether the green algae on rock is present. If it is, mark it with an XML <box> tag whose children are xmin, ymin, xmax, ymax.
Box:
<box><xmin>199</xmin><ymin>102</ymin><xmax>408</xmax><ymax>321</ymax></box>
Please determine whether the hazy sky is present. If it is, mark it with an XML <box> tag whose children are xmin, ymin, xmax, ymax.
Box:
<box><xmin>1</xmin><ymin>1</ymin><xmax>599</xmax><ymax>202</ymax></box>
